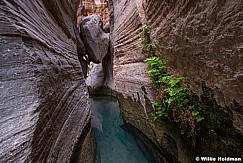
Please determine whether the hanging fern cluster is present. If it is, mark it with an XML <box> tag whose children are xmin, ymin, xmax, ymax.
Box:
<box><xmin>141</xmin><ymin>24</ymin><xmax>204</xmax><ymax>136</ymax></box>
<box><xmin>145</xmin><ymin>56</ymin><xmax>204</xmax><ymax>136</ymax></box>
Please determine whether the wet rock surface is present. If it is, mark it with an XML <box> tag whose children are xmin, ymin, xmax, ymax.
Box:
<box><xmin>80</xmin><ymin>15</ymin><xmax>109</xmax><ymax>63</ymax></box>
<box><xmin>0</xmin><ymin>1</ymin><xmax>92</xmax><ymax>162</ymax></box>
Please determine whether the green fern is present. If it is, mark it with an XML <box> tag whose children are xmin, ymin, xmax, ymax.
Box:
<box><xmin>141</xmin><ymin>24</ymin><xmax>155</xmax><ymax>52</ymax></box>
<box><xmin>145</xmin><ymin>56</ymin><xmax>204</xmax><ymax>136</ymax></box>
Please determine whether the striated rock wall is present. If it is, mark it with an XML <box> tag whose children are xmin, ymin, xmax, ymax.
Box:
<box><xmin>144</xmin><ymin>0</ymin><xmax>243</xmax><ymax>108</ymax></box>
<box><xmin>0</xmin><ymin>0</ymin><xmax>93</xmax><ymax>162</ymax></box>
<box><xmin>110</xmin><ymin>0</ymin><xmax>154</xmax><ymax>107</ymax></box>
<box><xmin>143</xmin><ymin>0</ymin><xmax>243</xmax><ymax>136</ymax></box>
<box><xmin>109</xmin><ymin>0</ymin><xmax>243</xmax><ymax>161</ymax></box>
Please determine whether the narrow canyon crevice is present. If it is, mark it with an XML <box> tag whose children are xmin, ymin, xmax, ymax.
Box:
<box><xmin>0</xmin><ymin>0</ymin><xmax>242</xmax><ymax>163</ymax></box>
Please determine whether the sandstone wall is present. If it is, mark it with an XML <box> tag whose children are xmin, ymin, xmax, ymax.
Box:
<box><xmin>110</xmin><ymin>0</ymin><xmax>154</xmax><ymax>107</ymax></box>
<box><xmin>143</xmin><ymin>0</ymin><xmax>243</xmax><ymax>135</ymax></box>
<box><xmin>109</xmin><ymin>0</ymin><xmax>243</xmax><ymax>161</ymax></box>
<box><xmin>144</xmin><ymin>0</ymin><xmax>243</xmax><ymax>107</ymax></box>
<box><xmin>111</xmin><ymin>0</ymin><xmax>243</xmax><ymax>116</ymax></box>
<box><xmin>0</xmin><ymin>0</ymin><xmax>92</xmax><ymax>162</ymax></box>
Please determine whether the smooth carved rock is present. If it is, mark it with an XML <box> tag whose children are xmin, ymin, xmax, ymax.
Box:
<box><xmin>86</xmin><ymin>63</ymin><xmax>105</xmax><ymax>89</ymax></box>
<box><xmin>80</xmin><ymin>15</ymin><xmax>109</xmax><ymax>63</ymax></box>
<box><xmin>0</xmin><ymin>1</ymin><xmax>92</xmax><ymax>163</ymax></box>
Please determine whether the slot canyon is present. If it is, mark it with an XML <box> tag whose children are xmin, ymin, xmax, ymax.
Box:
<box><xmin>0</xmin><ymin>0</ymin><xmax>242</xmax><ymax>162</ymax></box>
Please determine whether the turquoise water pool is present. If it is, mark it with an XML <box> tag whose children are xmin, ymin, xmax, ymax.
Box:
<box><xmin>91</xmin><ymin>96</ymin><xmax>153</xmax><ymax>163</ymax></box>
